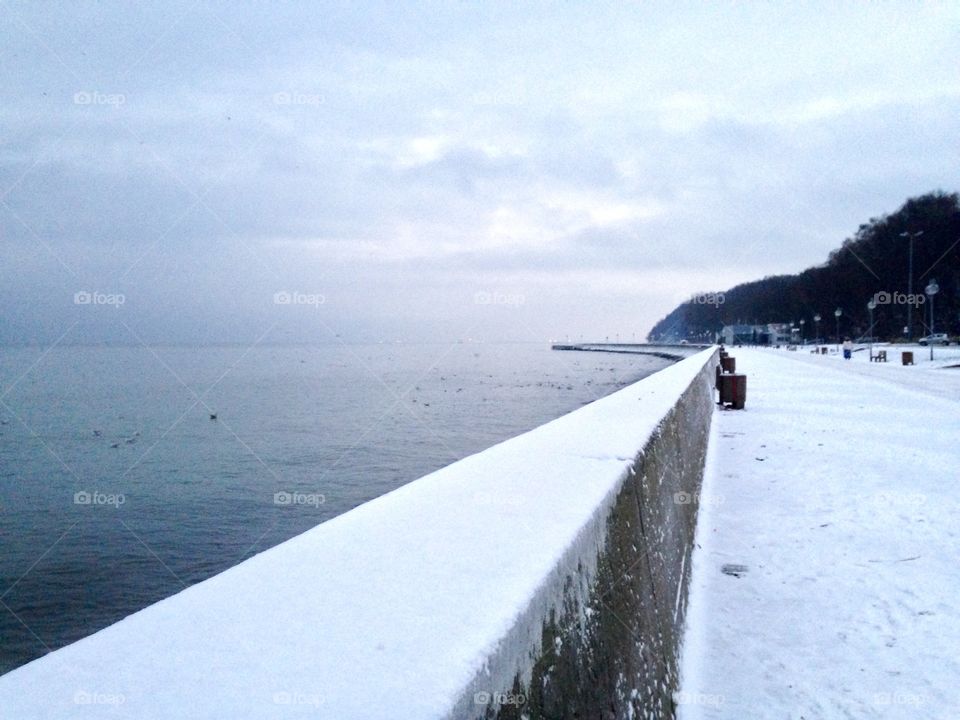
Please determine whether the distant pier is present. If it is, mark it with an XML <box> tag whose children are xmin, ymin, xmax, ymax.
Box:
<box><xmin>552</xmin><ymin>342</ymin><xmax>711</xmax><ymax>361</ymax></box>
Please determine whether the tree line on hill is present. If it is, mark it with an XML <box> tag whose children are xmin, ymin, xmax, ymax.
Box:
<box><xmin>648</xmin><ymin>191</ymin><xmax>960</xmax><ymax>343</ymax></box>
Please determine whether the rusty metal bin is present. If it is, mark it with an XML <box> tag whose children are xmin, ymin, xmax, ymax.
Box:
<box><xmin>720</xmin><ymin>356</ymin><xmax>736</xmax><ymax>373</ymax></box>
<box><xmin>902</xmin><ymin>351</ymin><xmax>914</xmax><ymax>366</ymax></box>
<box><xmin>718</xmin><ymin>373</ymin><xmax>747</xmax><ymax>409</ymax></box>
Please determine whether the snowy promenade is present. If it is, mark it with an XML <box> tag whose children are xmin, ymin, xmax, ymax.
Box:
<box><xmin>680</xmin><ymin>348</ymin><xmax>960</xmax><ymax>719</ymax></box>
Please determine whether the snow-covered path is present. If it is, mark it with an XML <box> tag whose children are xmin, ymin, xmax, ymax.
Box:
<box><xmin>679</xmin><ymin>348</ymin><xmax>960</xmax><ymax>719</ymax></box>
<box><xmin>786</xmin><ymin>344</ymin><xmax>960</xmax><ymax>402</ymax></box>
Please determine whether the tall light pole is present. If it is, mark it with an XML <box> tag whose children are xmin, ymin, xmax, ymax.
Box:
<box><xmin>926</xmin><ymin>279</ymin><xmax>939</xmax><ymax>361</ymax></box>
<box><xmin>814</xmin><ymin>314</ymin><xmax>821</xmax><ymax>345</ymax></box>
<box><xmin>867</xmin><ymin>298</ymin><xmax>876</xmax><ymax>356</ymax></box>
<box><xmin>901</xmin><ymin>230</ymin><xmax>923</xmax><ymax>340</ymax></box>
<box><xmin>834</xmin><ymin>308</ymin><xmax>842</xmax><ymax>350</ymax></box>
<box><xmin>799</xmin><ymin>318</ymin><xmax>806</xmax><ymax>344</ymax></box>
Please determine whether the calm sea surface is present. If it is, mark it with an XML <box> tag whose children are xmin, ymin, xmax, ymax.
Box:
<box><xmin>0</xmin><ymin>343</ymin><xmax>672</xmax><ymax>674</ymax></box>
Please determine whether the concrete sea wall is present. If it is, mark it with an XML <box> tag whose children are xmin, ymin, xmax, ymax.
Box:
<box><xmin>453</xmin><ymin>348</ymin><xmax>718</xmax><ymax>719</ymax></box>
<box><xmin>0</xmin><ymin>348</ymin><xmax>718</xmax><ymax>720</ymax></box>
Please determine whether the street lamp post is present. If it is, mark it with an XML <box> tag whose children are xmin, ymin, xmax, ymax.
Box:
<box><xmin>834</xmin><ymin>308</ymin><xmax>842</xmax><ymax>350</ymax></box>
<box><xmin>926</xmin><ymin>279</ymin><xmax>939</xmax><ymax>361</ymax></box>
<box><xmin>867</xmin><ymin>299</ymin><xmax>876</xmax><ymax>356</ymax></box>
<box><xmin>900</xmin><ymin>230</ymin><xmax>923</xmax><ymax>340</ymax></box>
<box><xmin>799</xmin><ymin>318</ymin><xmax>806</xmax><ymax>344</ymax></box>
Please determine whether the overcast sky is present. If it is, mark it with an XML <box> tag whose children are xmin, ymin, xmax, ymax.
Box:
<box><xmin>2</xmin><ymin>1</ymin><xmax>958</xmax><ymax>345</ymax></box>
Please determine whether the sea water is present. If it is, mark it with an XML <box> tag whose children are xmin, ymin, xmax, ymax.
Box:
<box><xmin>0</xmin><ymin>342</ymin><xmax>672</xmax><ymax>673</ymax></box>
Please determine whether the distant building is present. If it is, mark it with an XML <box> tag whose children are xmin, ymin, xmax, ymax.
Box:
<box><xmin>766</xmin><ymin>323</ymin><xmax>796</xmax><ymax>345</ymax></box>
<box><xmin>722</xmin><ymin>323</ymin><xmax>795</xmax><ymax>346</ymax></box>
<box><xmin>722</xmin><ymin>324</ymin><xmax>760</xmax><ymax>345</ymax></box>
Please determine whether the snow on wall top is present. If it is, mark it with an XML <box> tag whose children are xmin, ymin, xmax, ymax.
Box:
<box><xmin>0</xmin><ymin>348</ymin><xmax>715</xmax><ymax>720</ymax></box>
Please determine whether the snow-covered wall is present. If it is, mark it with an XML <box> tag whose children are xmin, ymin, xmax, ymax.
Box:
<box><xmin>0</xmin><ymin>348</ymin><xmax>718</xmax><ymax>720</ymax></box>
<box><xmin>451</xmin><ymin>346</ymin><xmax>718</xmax><ymax>719</ymax></box>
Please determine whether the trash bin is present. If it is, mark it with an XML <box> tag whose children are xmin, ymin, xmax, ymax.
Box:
<box><xmin>718</xmin><ymin>373</ymin><xmax>747</xmax><ymax>409</ymax></box>
<box><xmin>902</xmin><ymin>351</ymin><xmax>914</xmax><ymax>366</ymax></box>
<box><xmin>720</xmin><ymin>356</ymin><xmax>736</xmax><ymax>373</ymax></box>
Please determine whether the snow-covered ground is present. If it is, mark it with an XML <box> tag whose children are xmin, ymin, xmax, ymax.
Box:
<box><xmin>0</xmin><ymin>350</ymin><xmax>715</xmax><ymax>719</ymax></box>
<box><xmin>679</xmin><ymin>348</ymin><xmax>960</xmax><ymax>719</ymax></box>
<box><xmin>783</xmin><ymin>343</ymin><xmax>960</xmax><ymax>402</ymax></box>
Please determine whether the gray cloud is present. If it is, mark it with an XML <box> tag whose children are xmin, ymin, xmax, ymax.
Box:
<box><xmin>2</xmin><ymin>1</ymin><xmax>958</xmax><ymax>344</ymax></box>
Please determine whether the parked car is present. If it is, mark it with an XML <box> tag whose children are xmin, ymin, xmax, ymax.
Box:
<box><xmin>918</xmin><ymin>333</ymin><xmax>950</xmax><ymax>346</ymax></box>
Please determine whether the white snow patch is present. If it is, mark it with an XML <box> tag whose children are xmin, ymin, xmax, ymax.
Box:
<box><xmin>678</xmin><ymin>348</ymin><xmax>960</xmax><ymax>719</ymax></box>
